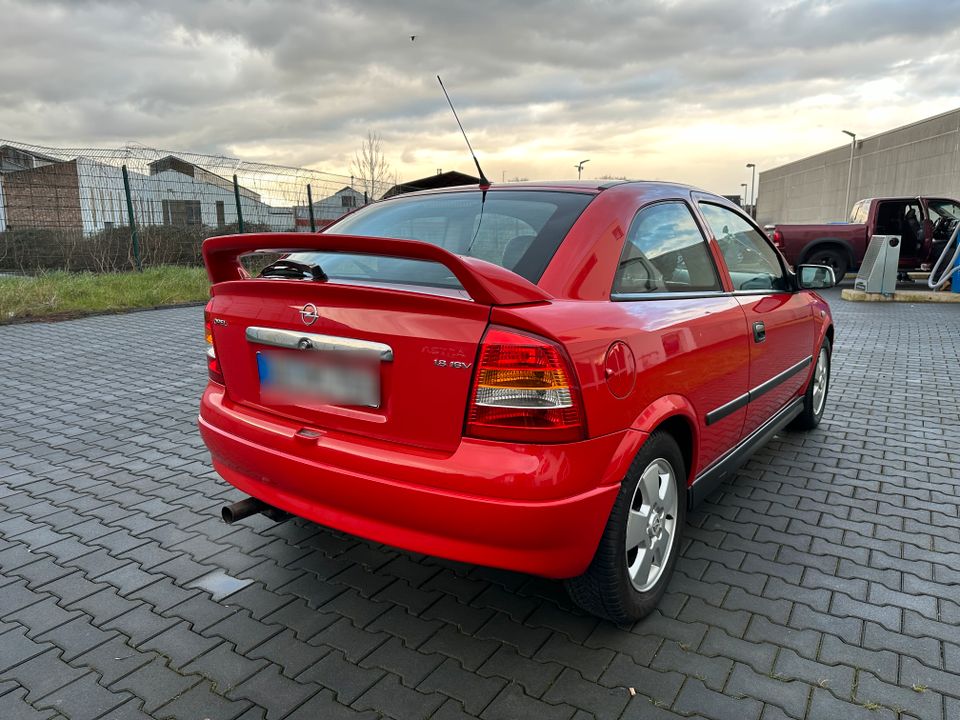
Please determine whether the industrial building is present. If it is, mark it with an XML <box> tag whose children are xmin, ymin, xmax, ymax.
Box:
<box><xmin>757</xmin><ymin>107</ymin><xmax>960</xmax><ymax>225</ymax></box>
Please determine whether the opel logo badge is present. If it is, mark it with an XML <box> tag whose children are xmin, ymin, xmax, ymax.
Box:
<box><xmin>300</xmin><ymin>303</ymin><xmax>319</xmax><ymax>326</ymax></box>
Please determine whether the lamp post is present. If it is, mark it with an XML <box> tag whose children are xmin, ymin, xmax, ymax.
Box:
<box><xmin>575</xmin><ymin>159</ymin><xmax>590</xmax><ymax>180</ymax></box>
<box><xmin>740</xmin><ymin>183</ymin><xmax>748</xmax><ymax>209</ymax></box>
<box><xmin>842</xmin><ymin>130</ymin><xmax>856</xmax><ymax>220</ymax></box>
<box><xmin>745</xmin><ymin>163</ymin><xmax>756</xmax><ymax>218</ymax></box>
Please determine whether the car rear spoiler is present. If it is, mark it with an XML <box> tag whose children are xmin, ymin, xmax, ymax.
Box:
<box><xmin>202</xmin><ymin>232</ymin><xmax>552</xmax><ymax>306</ymax></box>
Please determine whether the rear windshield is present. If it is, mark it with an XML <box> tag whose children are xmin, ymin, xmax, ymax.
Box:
<box><xmin>285</xmin><ymin>190</ymin><xmax>593</xmax><ymax>287</ymax></box>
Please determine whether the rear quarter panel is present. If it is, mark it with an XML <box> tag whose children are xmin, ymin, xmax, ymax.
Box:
<box><xmin>492</xmin><ymin>296</ymin><xmax>751</xmax><ymax>479</ymax></box>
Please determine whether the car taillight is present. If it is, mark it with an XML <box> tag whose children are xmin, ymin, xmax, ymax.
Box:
<box><xmin>204</xmin><ymin>307</ymin><xmax>225</xmax><ymax>385</ymax></box>
<box><xmin>466</xmin><ymin>327</ymin><xmax>584</xmax><ymax>443</ymax></box>
<box><xmin>772</xmin><ymin>229</ymin><xmax>783</xmax><ymax>248</ymax></box>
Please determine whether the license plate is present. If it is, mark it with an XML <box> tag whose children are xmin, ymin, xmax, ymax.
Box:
<box><xmin>256</xmin><ymin>350</ymin><xmax>380</xmax><ymax>408</ymax></box>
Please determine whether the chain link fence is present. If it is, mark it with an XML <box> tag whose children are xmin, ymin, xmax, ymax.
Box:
<box><xmin>0</xmin><ymin>140</ymin><xmax>392</xmax><ymax>273</ymax></box>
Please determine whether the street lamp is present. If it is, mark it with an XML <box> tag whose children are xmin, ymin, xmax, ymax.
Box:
<box><xmin>575</xmin><ymin>159</ymin><xmax>590</xmax><ymax>180</ymax></box>
<box><xmin>745</xmin><ymin>163</ymin><xmax>756</xmax><ymax>218</ymax></box>
<box><xmin>842</xmin><ymin>130</ymin><xmax>856</xmax><ymax>220</ymax></box>
<box><xmin>740</xmin><ymin>183</ymin><xmax>748</xmax><ymax>209</ymax></box>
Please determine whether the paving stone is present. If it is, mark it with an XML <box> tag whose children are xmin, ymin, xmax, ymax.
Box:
<box><xmin>773</xmin><ymin>647</ymin><xmax>855</xmax><ymax>699</ymax></box>
<box><xmin>421</xmin><ymin>624</ymin><xmax>500</xmax><ymax>672</ymax></box>
<box><xmin>651</xmin><ymin>640</ymin><xmax>733</xmax><ymax>692</ymax></box>
<box><xmin>0</xmin><ymin>686</ymin><xmax>60</xmax><ymax>720</ymax></box>
<box><xmin>0</xmin><ymin>625</ymin><xmax>53</xmax><ymax>673</ymax></box>
<box><xmin>297</xmin><ymin>648</ymin><xmax>383</xmax><ymax>704</ymax></box>
<box><xmin>1</xmin><ymin>648</ymin><xmax>86</xmax><ymax>702</ymax></box>
<box><xmin>855</xmin><ymin>671</ymin><xmax>942</xmax><ymax>719</ymax></box>
<box><xmin>673</xmin><ymin>677</ymin><xmax>763</xmax><ymax>720</ymax></box>
<box><xmin>35</xmin><ymin>672</ymin><xmax>132</xmax><ymax>720</ymax></box>
<box><xmin>6</xmin><ymin>596</ymin><xmax>82</xmax><ymax>638</ymax></box>
<box><xmin>109</xmin><ymin>656</ymin><xmax>199</xmax><ymax>713</ymax></box>
<box><xmin>417</xmin><ymin>657</ymin><xmax>507</xmax><ymax>714</ymax></box>
<box><xmin>228</xmin><ymin>663</ymin><xmax>317</xmax><ymax>720</ymax></box>
<box><xmin>543</xmin><ymin>666</ymin><xmax>631</xmax><ymax>717</ymax></box>
<box><xmin>808</xmin><ymin>687</ymin><xmax>897</xmax><ymax>720</ymax></box>
<box><xmin>475</xmin><ymin>611</ymin><xmax>552</xmax><ymax>657</ymax></box>
<box><xmin>71</xmin><ymin>635</ymin><xmax>157</xmax><ymax>685</ymax></box>
<box><xmin>700</xmin><ymin>627</ymin><xmax>778</xmax><ymax>675</ymax></box>
<box><xmin>724</xmin><ymin>662</ymin><xmax>810</xmax><ymax>720</ymax></box>
<box><xmin>164</xmin><ymin>593</ymin><xmax>237</xmax><ymax>632</ymax></box>
<box><xmin>259</xmin><ymin>599</ymin><xmax>335</xmax><ymax>645</ymax></box>
<box><xmin>477</xmin><ymin>644</ymin><xmax>564</xmax><ymax>698</ymax></box>
<box><xmin>352</xmin><ymin>673</ymin><xmax>445</xmax><ymax>720</ymax></box>
<box><xmin>139</xmin><ymin>620</ymin><xmax>222</xmax><ymax>670</ymax></box>
<box><xmin>818</xmin><ymin>634</ymin><xmax>899</xmax><ymax>684</ymax></box>
<box><xmin>598</xmin><ymin>653</ymin><xmax>685</xmax><ymax>707</ymax></box>
<box><xmin>359</xmin><ymin>636</ymin><xmax>445</xmax><ymax>688</ymax></box>
<box><xmin>103</xmin><ymin>602</ymin><xmax>179</xmax><ymax>647</ymax></box>
<box><xmin>35</xmin><ymin>615</ymin><xmax>118</xmax><ymax>661</ymax></box>
<box><xmin>153</xmin><ymin>680</ymin><xmax>253</xmax><ymax>720</ymax></box>
<box><xmin>284</xmin><ymin>688</ymin><xmax>379</xmax><ymax>720</ymax></box>
<box><xmin>480</xmin><ymin>683</ymin><xmax>576</xmax><ymax>720</ymax></box>
<box><xmin>182</xmin><ymin>641</ymin><xmax>268</xmax><ymax>692</ymax></box>
<box><xmin>204</xmin><ymin>610</ymin><xmax>283</xmax><ymax>655</ymax></box>
<box><xmin>245</xmin><ymin>628</ymin><xmax>329</xmax><ymax>678</ymax></box>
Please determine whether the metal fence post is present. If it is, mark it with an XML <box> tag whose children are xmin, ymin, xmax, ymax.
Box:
<box><xmin>233</xmin><ymin>174</ymin><xmax>244</xmax><ymax>233</ymax></box>
<box><xmin>306</xmin><ymin>184</ymin><xmax>316</xmax><ymax>232</ymax></box>
<box><xmin>121</xmin><ymin>165</ymin><xmax>142</xmax><ymax>272</ymax></box>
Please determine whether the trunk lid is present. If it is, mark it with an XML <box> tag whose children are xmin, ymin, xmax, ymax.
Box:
<box><xmin>203</xmin><ymin>233</ymin><xmax>552</xmax><ymax>452</ymax></box>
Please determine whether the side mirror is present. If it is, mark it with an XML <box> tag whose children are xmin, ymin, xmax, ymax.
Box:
<box><xmin>797</xmin><ymin>264</ymin><xmax>837</xmax><ymax>290</ymax></box>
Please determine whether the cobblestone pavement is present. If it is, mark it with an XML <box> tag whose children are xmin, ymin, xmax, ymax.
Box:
<box><xmin>0</xmin><ymin>287</ymin><xmax>958</xmax><ymax>720</ymax></box>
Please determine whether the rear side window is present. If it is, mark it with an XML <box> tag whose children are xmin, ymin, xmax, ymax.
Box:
<box><xmin>285</xmin><ymin>190</ymin><xmax>593</xmax><ymax>287</ymax></box>
<box><xmin>613</xmin><ymin>201</ymin><xmax>721</xmax><ymax>295</ymax></box>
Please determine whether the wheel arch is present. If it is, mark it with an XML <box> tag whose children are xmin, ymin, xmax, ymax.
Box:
<box><xmin>630</xmin><ymin>395</ymin><xmax>699</xmax><ymax>486</ymax></box>
<box><xmin>799</xmin><ymin>238</ymin><xmax>855</xmax><ymax>268</ymax></box>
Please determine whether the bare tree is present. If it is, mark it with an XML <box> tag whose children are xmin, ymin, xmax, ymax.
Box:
<box><xmin>351</xmin><ymin>132</ymin><xmax>392</xmax><ymax>202</ymax></box>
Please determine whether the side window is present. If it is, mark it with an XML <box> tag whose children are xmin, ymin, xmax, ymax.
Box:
<box><xmin>613</xmin><ymin>202</ymin><xmax>721</xmax><ymax>295</ymax></box>
<box><xmin>698</xmin><ymin>203</ymin><xmax>787</xmax><ymax>292</ymax></box>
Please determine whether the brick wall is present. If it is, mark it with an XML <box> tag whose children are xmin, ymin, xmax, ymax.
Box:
<box><xmin>2</xmin><ymin>160</ymin><xmax>82</xmax><ymax>230</ymax></box>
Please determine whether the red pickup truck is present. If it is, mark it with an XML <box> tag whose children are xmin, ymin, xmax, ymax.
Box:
<box><xmin>770</xmin><ymin>196</ymin><xmax>960</xmax><ymax>279</ymax></box>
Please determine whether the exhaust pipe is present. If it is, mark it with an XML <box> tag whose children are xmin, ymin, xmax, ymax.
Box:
<box><xmin>221</xmin><ymin>497</ymin><xmax>290</xmax><ymax>524</ymax></box>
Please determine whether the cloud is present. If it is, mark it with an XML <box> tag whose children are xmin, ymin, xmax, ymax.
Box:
<box><xmin>1</xmin><ymin>0</ymin><xmax>959</xmax><ymax>193</ymax></box>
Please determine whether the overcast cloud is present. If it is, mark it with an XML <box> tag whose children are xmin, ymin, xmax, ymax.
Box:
<box><xmin>2</xmin><ymin>0</ymin><xmax>959</xmax><ymax>194</ymax></box>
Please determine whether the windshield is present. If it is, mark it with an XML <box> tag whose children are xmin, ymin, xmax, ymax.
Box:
<box><xmin>928</xmin><ymin>200</ymin><xmax>960</xmax><ymax>222</ymax></box>
<box><xmin>284</xmin><ymin>190</ymin><xmax>593</xmax><ymax>288</ymax></box>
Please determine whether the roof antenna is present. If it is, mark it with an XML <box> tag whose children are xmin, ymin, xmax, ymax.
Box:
<box><xmin>437</xmin><ymin>75</ymin><xmax>490</xmax><ymax>187</ymax></box>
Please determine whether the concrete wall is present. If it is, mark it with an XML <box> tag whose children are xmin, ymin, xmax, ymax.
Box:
<box><xmin>757</xmin><ymin>108</ymin><xmax>960</xmax><ymax>225</ymax></box>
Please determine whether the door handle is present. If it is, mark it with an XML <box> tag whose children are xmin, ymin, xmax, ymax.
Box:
<box><xmin>753</xmin><ymin>321</ymin><xmax>766</xmax><ymax>343</ymax></box>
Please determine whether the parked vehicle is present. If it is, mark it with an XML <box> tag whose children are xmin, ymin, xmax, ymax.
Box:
<box><xmin>199</xmin><ymin>181</ymin><xmax>836</xmax><ymax>623</ymax></box>
<box><xmin>770</xmin><ymin>196</ymin><xmax>960</xmax><ymax>279</ymax></box>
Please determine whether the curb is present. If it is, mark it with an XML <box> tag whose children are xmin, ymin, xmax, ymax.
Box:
<box><xmin>841</xmin><ymin>288</ymin><xmax>960</xmax><ymax>303</ymax></box>
<box><xmin>0</xmin><ymin>301</ymin><xmax>207</xmax><ymax>326</ymax></box>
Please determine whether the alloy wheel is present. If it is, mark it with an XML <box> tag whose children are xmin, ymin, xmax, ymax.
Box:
<box><xmin>625</xmin><ymin>458</ymin><xmax>678</xmax><ymax>592</ymax></box>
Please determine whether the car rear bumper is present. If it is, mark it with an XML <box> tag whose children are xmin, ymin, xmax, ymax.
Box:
<box><xmin>199</xmin><ymin>384</ymin><xmax>641</xmax><ymax>578</ymax></box>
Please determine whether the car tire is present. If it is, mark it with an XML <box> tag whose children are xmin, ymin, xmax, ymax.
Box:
<box><xmin>565</xmin><ymin>431</ymin><xmax>686</xmax><ymax>624</ymax></box>
<box><xmin>789</xmin><ymin>338</ymin><xmax>831</xmax><ymax>431</ymax></box>
<box><xmin>806</xmin><ymin>248</ymin><xmax>848</xmax><ymax>282</ymax></box>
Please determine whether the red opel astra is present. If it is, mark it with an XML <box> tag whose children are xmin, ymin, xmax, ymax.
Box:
<box><xmin>199</xmin><ymin>181</ymin><xmax>835</xmax><ymax>623</ymax></box>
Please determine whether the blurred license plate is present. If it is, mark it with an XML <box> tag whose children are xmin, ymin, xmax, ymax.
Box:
<box><xmin>256</xmin><ymin>350</ymin><xmax>380</xmax><ymax>408</ymax></box>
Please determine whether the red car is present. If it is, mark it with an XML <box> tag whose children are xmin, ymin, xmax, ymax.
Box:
<box><xmin>199</xmin><ymin>181</ymin><xmax>836</xmax><ymax>623</ymax></box>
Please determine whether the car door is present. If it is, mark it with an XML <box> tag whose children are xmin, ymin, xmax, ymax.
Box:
<box><xmin>608</xmin><ymin>199</ymin><xmax>751</xmax><ymax>470</ymax></box>
<box><xmin>696</xmin><ymin>201</ymin><xmax>815</xmax><ymax>438</ymax></box>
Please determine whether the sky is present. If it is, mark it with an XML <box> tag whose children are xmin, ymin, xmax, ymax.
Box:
<box><xmin>2</xmin><ymin>0</ymin><xmax>960</xmax><ymax>199</ymax></box>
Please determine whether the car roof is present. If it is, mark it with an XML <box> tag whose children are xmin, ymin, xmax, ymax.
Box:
<box><xmin>384</xmin><ymin>179</ymin><xmax>705</xmax><ymax>199</ymax></box>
